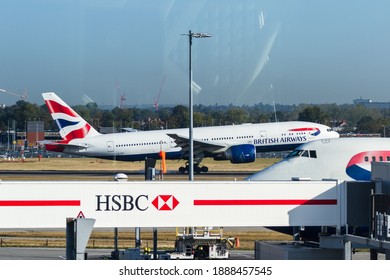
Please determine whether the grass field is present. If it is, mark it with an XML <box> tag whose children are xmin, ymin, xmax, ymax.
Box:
<box><xmin>0</xmin><ymin>156</ymin><xmax>290</xmax><ymax>250</ymax></box>
<box><xmin>0</xmin><ymin>156</ymin><xmax>280</xmax><ymax>172</ymax></box>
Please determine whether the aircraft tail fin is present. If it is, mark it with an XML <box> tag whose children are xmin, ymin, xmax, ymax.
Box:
<box><xmin>42</xmin><ymin>92</ymin><xmax>100</xmax><ymax>142</ymax></box>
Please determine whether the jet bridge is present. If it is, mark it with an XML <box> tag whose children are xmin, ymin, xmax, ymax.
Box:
<box><xmin>1</xmin><ymin>179</ymin><xmax>389</xmax><ymax>260</ymax></box>
<box><xmin>0</xmin><ymin>180</ymin><xmax>345</xmax><ymax>229</ymax></box>
<box><xmin>253</xmin><ymin>162</ymin><xmax>390</xmax><ymax>260</ymax></box>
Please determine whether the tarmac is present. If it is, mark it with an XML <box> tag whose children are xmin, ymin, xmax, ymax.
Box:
<box><xmin>0</xmin><ymin>247</ymin><xmax>384</xmax><ymax>260</ymax></box>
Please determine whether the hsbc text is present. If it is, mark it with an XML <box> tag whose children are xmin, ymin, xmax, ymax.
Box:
<box><xmin>95</xmin><ymin>195</ymin><xmax>148</xmax><ymax>211</ymax></box>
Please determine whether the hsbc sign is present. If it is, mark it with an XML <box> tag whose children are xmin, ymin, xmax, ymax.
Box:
<box><xmin>0</xmin><ymin>181</ymin><xmax>342</xmax><ymax>229</ymax></box>
<box><xmin>95</xmin><ymin>194</ymin><xmax>180</xmax><ymax>212</ymax></box>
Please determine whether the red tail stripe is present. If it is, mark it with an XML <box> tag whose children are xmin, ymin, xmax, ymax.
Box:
<box><xmin>0</xmin><ymin>200</ymin><xmax>80</xmax><ymax>206</ymax></box>
<box><xmin>193</xmin><ymin>199</ymin><xmax>337</xmax><ymax>206</ymax></box>
<box><xmin>63</xmin><ymin>123</ymin><xmax>91</xmax><ymax>141</ymax></box>
<box><xmin>45</xmin><ymin>100</ymin><xmax>78</xmax><ymax>117</ymax></box>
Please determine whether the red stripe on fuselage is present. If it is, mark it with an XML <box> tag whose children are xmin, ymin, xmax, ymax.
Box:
<box><xmin>346</xmin><ymin>151</ymin><xmax>390</xmax><ymax>167</ymax></box>
<box><xmin>288</xmin><ymin>127</ymin><xmax>318</xmax><ymax>132</ymax></box>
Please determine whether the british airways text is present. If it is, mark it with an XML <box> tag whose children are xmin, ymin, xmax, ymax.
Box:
<box><xmin>254</xmin><ymin>136</ymin><xmax>307</xmax><ymax>145</ymax></box>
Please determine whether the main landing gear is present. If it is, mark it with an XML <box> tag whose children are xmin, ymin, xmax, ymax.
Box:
<box><xmin>178</xmin><ymin>162</ymin><xmax>209</xmax><ymax>174</ymax></box>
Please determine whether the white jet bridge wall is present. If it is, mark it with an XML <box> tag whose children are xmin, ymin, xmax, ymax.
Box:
<box><xmin>0</xmin><ymin>180</ymin><xmax>345</xmax><ymax>229</ymax></box>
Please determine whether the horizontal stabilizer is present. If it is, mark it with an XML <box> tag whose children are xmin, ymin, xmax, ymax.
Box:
<box><xmin>42</xmin><ymin>141</ymin><xmax>88</xmax><ymax>153</ymax></box>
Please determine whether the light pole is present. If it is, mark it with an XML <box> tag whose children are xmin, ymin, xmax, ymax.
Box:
<box><xmin>183</xmin><ymin>30</ymin><xmax>211</xmax><ymax>181</ymax></box>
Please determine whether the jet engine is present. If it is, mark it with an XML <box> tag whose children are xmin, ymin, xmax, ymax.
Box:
<box><xmin>214</xmin><ymin>144</ymin><xmax>256</xmax><ymax>163</ymax></box>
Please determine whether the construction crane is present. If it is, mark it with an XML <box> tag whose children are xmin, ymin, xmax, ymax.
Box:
<box><xmin>0</xmin><ymin>88</ymin><xmax>28</xmax><ymax>100</ymax></box>
<box><xmin>115</xmin><ymin>80</ymin><xmax>126</xmax><ymax>109</ymax></box>
<box><xmin>153</xmin><ymin>74</ymin><xmax>166</xmax><ymax>111</ymax></box>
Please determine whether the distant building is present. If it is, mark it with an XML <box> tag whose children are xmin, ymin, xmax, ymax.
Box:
<box><xmin>27</xmin><ymin>121</ymin><xmax>44</xmax><ymax>147</ymax></box>
<box><xmin>353</xmin><ymin>98</ymin><xmax>390</xmax><ymax>109</ymax></box>
<box><xmin>353</xmin><ymin>98</ymin><xmax>372</xmax><ymax>105</ymax></box>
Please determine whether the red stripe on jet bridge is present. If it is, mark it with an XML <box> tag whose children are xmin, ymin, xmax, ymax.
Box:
<box><xmin>193</xmin><ymin>199</ymin><xmax>337</xmax><ymax>206</ymax></box>
<box><xmin>0</xmin><ymin>200</ymin><xmax>81</xmax><ymax>207</ymax></box>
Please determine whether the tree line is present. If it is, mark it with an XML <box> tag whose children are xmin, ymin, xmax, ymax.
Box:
<box><xmin>0</xmin><ymin>100</ymin><xmax>389</xmax><ymax>135</ymax></box>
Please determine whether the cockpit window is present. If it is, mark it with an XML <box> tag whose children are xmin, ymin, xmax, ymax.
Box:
<box><xmin>286</xmin><ymin>149</ymin><xmax>317</xmax><ymax>159</ymax></box>
<box><xmin>301</xmin><ymin>150</ymin><xmax>309</xmax><ymax>157</ymax></box>
<box><xmin>286</xmin><ymin>150</ymin><xmax>303</xmax><ymax>158</ymax></box>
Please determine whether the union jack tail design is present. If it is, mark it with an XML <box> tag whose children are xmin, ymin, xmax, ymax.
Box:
<box><xmin>42</xmin><ymin>92</ymin><xmax>100</xmax><ymax>142</ymax></box>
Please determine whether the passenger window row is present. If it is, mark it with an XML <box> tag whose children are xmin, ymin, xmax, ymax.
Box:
<box><xmin>364</xmin><ymin>156</ymin><xmax>390</xmax><ymax>162</ymax></box>
<box><xmin>116</xmin><ymin>141</ymin><xmax>167</xmax><ymax>148</ymax></box>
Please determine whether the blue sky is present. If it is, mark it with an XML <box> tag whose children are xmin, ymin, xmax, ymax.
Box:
<box><xmin>0</xmin><ymin>0</ymin><xmax>390</xmax><ymax>107</ymax></box>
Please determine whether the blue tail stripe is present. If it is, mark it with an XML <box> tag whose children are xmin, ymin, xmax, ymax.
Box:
<box><xmin>55</xmin><ymin>119</ymin><xmax>79</xmax><ymax>130</ymax></box>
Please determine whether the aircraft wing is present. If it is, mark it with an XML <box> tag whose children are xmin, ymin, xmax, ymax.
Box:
<box><xmin>167</xmin><ymin>133</ymin><xmax>227</xmax><ymax>154</ymax></box>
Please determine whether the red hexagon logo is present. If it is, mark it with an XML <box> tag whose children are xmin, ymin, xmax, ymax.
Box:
<box><xmin>152</xmin><ymin>195</ymin><xmax>179</xmax><ymax>211</ymax></box>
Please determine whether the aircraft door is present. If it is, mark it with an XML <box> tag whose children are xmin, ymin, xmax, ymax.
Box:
<box><xmin>107</xmin><ymin>141</ymin><xmax>114</xmax><ymax>152</ymax></box>
<box><xmin>259</xmin><ymin>130</ymin><xmax>267</xmax><ymax>139</ymax></box>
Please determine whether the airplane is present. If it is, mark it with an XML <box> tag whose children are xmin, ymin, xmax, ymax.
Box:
<box><xmin>245</xmin><ymin>137</ymin><xmax>390</xmax><ymax>241</ymax></box>
<box><xmin>246</xmin><ymin>137</ymin><xmax>390</xmax><ymax>181</ymax></box>
<box><xmin>42</xmin><ymin>92</ymin><xmax>339</xmax><ymax>173</ymax></box>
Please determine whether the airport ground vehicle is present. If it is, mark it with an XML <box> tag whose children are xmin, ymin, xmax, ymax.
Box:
<box><xmin>169</xmin><ymin>227</ymin><xmax>236</xmax><ymax>260</ymax></box>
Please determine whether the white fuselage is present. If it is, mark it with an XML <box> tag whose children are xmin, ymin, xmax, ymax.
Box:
<box><xmin>246</xmin><ymin>137</ymin><xmax>390</xmax><ymax>181</ymax></box>
<box><xmin>64</xmin><ymin>121</ymin><xmax>339</xmax><ymax>161</ymax></box>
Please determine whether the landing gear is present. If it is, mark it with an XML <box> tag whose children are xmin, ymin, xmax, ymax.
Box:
<box><xmin>178</xmin><ymin>163</ymin><xmax>209</xmax><ymax>174</ymax></box>
<box><xmin>194</xmin><ymin>164</ymin><xmax>208</xmax><ymax>174</ymax></box>
<box><xmin>179</xmin><ymin>166</ymin><xmax>186</xmax><ymax>174</ymax></box>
